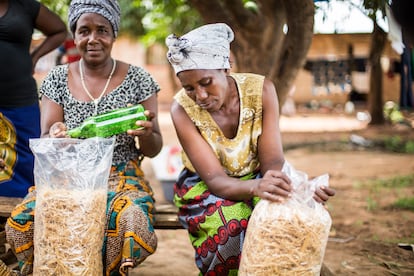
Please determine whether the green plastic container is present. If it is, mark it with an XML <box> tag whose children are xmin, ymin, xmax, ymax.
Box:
<box><xmin>67</xmin><ymin>104</ymin><xmax>147</xmax><ymax>138</ymax></box>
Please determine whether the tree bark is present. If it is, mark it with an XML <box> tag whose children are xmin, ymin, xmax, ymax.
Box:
<box><xmin>368</xmin><ymin>22</ymin><xmax>386</xmax><ymax>125</ymax></box>
<box><xmin>188</xmin><ymin>0</ymin><xmax>314</xmax><ymax>107</ymax></box>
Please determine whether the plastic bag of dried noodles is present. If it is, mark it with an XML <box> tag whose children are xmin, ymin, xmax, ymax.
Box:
<box><xmin>239</xmin><ymin>161</ymin><xmax>332</xmax><ymax>276</ymax></box>
<box><xmin>30</xmin><ymin>137</ymin><xmax>115</xmax><ymax>276</ymax></box>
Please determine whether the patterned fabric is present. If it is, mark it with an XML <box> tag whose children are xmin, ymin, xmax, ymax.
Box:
<box><xmin>6</xmin><ymin>160</ymin><xmax>157</xmax><ymax>276</ymax></box>
<box><xmin>173</xmin><ymin>73</ymin><xmax>265</xmax><ymax>275</ymax></box>
<box><xmin>39</xmin><ymin>64</ymin><xmax>160</xmax><ymax>165</ymax></box>
<box><xmin>166</xmin><ymin>23</ymin><xmax>234</xmax><ymax>74</ymax></box>
<box><xmin>174</xmin><ymin>73</ymin><xmax>264</xmax><ymax>177</ymax></box>
<box><xmin>6</xmin><ymin>61</ymin><xmax>160</xmax><ymax>275</ymax></box>
<box><xmin>174</xmin><ymin>169</ymin><xmax>260</xmax><ymax>275</ymax></box>
<box><xmin>68</xmin><ymin>0</ymin><xmax>121</xmax><ymax>37</ymax></box>
<box><xmin>0</xmin><ymin>0</ymin><xmax>41</xmax><ymax>197</ymax></box>
<box><xmin>0</xmin><ymin>104</ymin><xmax>40</xmax><ymax>197</ymax></box>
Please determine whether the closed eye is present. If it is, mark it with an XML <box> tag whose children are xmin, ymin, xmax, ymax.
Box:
<box><xmin>199</xmin><ymin>78</ymin><xmax>212</xmax><ymax>87</ymax></box>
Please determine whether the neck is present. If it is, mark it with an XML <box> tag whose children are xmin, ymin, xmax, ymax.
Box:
<box><xmin>79</xmin><ymin>58</ymin><xmax>117</xmax><ymax>106</ymax></box>
<box><xmin>221</xmin><ymin>76</ymin><xmax>238</xmax><ymax>110</ymax></box>
<box><xmin>81</xmin><ymin>58</ymin><xmax>115</xmax><ymax>77</ymax></box>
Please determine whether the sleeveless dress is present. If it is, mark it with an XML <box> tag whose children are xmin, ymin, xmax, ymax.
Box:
<box><xmin>174</xmin><ymin>73</ymin><xmax>264</xmax><ymax>275</ymax></box>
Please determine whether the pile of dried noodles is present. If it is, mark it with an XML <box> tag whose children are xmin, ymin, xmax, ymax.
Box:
<box><xmin>239</xmin><ymin>203</ymin><xmax>330</xmax><ymax>275</ymax></box>
<box><xmin>33</xmin><ymin>188</ymin><xmax>107</xmax><ymax>275</ymax></box>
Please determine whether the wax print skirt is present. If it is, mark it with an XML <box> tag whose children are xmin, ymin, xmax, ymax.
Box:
<box><xmin>0</xmin><ymin>104</ymin><xmax>40</xmax><ymax>197</ymax></box>
<box><xmin>174</xmin><ymin>168</ymin><xmax>260</xmax><ymax>276</ymax></box>
<box><xmin>6</xmin><ymin>160</ymin><xmax>157</xmax><ymax>276</ymax></box>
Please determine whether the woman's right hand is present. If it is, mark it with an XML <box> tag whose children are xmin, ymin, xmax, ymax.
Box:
<box><xmin>251</xmin><ymin>170</ymin><xmax>292</xmax><ymax>202</ymax></box>
<box><xmin>49</xmin><ymin>122</ymin><xmax>68</xmax><ymax>138</ymax></box>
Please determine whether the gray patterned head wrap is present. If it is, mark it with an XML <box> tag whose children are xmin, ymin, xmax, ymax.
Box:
<box><xmin>68</xmin><ymin>0</ymin><xmax>121</xmax><ymax>37</ymax></box>
<box><xmin>165</xmin><ymin>23</ymin><xmax>234</xmax><ymax>74</ymax></box>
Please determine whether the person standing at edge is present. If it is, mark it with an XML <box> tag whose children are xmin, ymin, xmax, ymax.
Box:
<box><xmin>0</xmin><ymin>0</ymin><xmax>67</xmax><ymax>198</ymax></box>
<box><xmin>165</xmin><ymin>23</ymin><xmax>336</xmax><ymax>275</ymax></box>
<box><xmin>390</xmin><ymin>0</ymin><xmax>414</xmax><ymax>45</ymax></box>
<box><xmin>6</xmin><ymin>0</ymin><xmax>163</xmax><ymax>275</ymax></box>
<box><xmin>55</xmin><ymin>33</ymin><xmax>81</xmax><ymax>65</ymax></box>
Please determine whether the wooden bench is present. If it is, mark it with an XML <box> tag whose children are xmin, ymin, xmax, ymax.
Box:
<box><xmin>0</xmin><ymin>196</ymin><xmax>182</xmax><ymax>274</ymax></box>
<box><xmin>0</xmin><ymin>196</ymin><xmax>182</xmax><ymax>229</ymax></box>
<box><xmin>0</xmin><ymin>197</ymin><xmax>334</xmax><ymax>276</ymax></box>
<box><xmin>152</xmin><ymin>203</ymin><xmax>183</xmax><ymax>229</ymax></box>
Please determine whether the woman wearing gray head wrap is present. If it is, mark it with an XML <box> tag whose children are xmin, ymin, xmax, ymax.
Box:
<box><xmin>166</xmin><ymin>23</ymin><xmax>234</xmax><ymax>74</ymax></box>
<box><xmin>68</xmin><ymin>0</ymin><xmax>121</xmax><ymax>37</ymax></box>
<box><xmin>6</xmin><ymin>0</ymin><xmax>163</xmax><ymax>275</ymax></box>
<box><xmin>166</xmin><ymin>23</ymin><xmax>336</xmax><ymax>275</ymax></box>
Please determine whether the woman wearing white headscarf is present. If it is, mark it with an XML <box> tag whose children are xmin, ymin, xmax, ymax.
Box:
<box><xmin>166</xmin><ymin>23</ymin><xmax>336</xmax><ymax>275</ymax></box>
<box><xmin>6</xmin><ymin>1</ymin><xmax>162</xmax><ymax>275</ymax></box>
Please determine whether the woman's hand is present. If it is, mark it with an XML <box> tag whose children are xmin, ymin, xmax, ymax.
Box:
<box><xmin>127</xmin><ymin>110</ymin><xmax>155</xmax><ymax>138</ymax></box>
<box><xmin>49</xmin><ymin>122</ymin><xmax>68</xmax><ymax>138</ymax></box>
<box><xmin>251</xmin><ymin>170</ymin><xmax>292</xmax><ymax>202</ymax></box>
<box><xmin>313</xmin><ymin>186</ymin><xmax>336</xmax><ymax>204</ymax></box>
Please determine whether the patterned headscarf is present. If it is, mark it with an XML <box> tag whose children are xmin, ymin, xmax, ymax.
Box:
<box><xmin>68</xmin><ymin>0</ymin><xmax>121</xmax><ymax>37</ymax></box>
<box><xmin>165</xmin><ymin>23</ymin><xmax>234</xmax><ymax>74</ymax></box>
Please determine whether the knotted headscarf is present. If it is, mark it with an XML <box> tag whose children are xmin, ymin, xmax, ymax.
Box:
<box><xmin>68</xmin><ymin>0</ymin><xmax>121</xmax><ymax>37</ymax></box>
<box><xmin>166</xmin><ymin>23</ymin><xmax>234</xmax><ymax>74</ymax></box>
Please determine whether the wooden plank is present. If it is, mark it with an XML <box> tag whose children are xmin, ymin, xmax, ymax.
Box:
<box><xmin>0</xmin><ymin>198</ymin><xmax>183</xmax><ymax>230</ymax></box>
<box><xmin>153</xmin><ymin>213</ymin><xmax>182</xmax><ymax>229</ymax></box>
<box><xmin>153</xmin><ymin>204</ymin><xmax>183</xmax><ymax>229</ymax></box>
<box><xmin>0</xmin><ymin>232</ymin><xmax>5</xmax><ymax>250</ymax></box>
<box><xmin>0</xmin><ymin>197</ymin><xmax>22</xmax><ymax>217</ymax></box>
<box><xmin>154</xmin><ymin>203</ymin><xmax>178</xmax><ymax>214</ymax></box>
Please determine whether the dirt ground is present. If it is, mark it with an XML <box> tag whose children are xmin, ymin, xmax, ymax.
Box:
<box><xmin>135</xmin><ymin>110</ymin><xmax>414</xmax><ymax>276</ymax></box>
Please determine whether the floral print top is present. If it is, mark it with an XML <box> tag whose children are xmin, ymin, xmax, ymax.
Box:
<box><xmin>174</xmin><ymin>73</ymin><xmax>264</xmax><ymax>177</ymax></box>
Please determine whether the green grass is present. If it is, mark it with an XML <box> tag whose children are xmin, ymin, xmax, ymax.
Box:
<box><xmin>393</xmin><ymin>197</ymin><xmax>414</xmax><ymax>211</ymax></box>
<box><xmin>357</xmin><ymin>174</ymin><xmax>414</xmax><ymax>211</ymax></box>
<box><xmin>358</xmin><ymin>175</ymin><xmax>414</xmax><ymax>189</ymax></box>
<box><xmin>378</xmin><ymin>136</ymin><xmax>414</xmax><ymax>153</ymax></box>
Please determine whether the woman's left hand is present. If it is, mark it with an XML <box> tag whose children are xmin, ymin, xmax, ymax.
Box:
<box><xmin>127</xmin><ymin>110</ymin><xmax>155</xmax><ymax>137</ymax></box>
<box><xmin>313</xmin><ymin>186</ymin><xmax>336</xmax><ymax>204</ymax></box>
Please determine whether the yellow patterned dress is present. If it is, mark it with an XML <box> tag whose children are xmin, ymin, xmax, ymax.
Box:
<box><xmin>174</xmin><ymin>73</ymin><xmax>264</xmax><ymax>275</ymax></box>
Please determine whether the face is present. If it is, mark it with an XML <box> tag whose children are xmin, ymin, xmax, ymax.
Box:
<box><xmin>177</xmin><ymin>69</ymin><xmax>229</xmax><ymax>112</ymax></box>
<box><xmin>74</xmin><ymin>13</ymin><xmax>115</xmax><ymax>64</ymax></box>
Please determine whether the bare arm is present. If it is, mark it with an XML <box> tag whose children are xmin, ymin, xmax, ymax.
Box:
<box><xmin>171</xmin><ymin>100</ymin><xmax>248</xmax><ymax>199</ymax></box>
<box><xmin>257</xmin><ymin>78</ymin><xmax>286</xmax><ymax>173</ymax></box>
<box><xmin>40</xmin><ymin>95</ymin><xmax>65</xmax><ymax>138</ymax></box>
<box><xmin>171</xmin><ymin>79</ymin><xmax>291</xmax><ymax>202</ymax></box>
<box><xmin>31</xmin><ymin>4</ymin><xmax>67</xmax><ymax>71</ymax></box>
<box><xmin>258</xmin><ymin>79</ymin><xmax>336</xmax><ymax>203</ymax></box>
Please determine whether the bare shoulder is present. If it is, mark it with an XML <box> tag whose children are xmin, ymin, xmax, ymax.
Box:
<box><xmin>262</xmin><ymin>77</ymin><xmax>279</xmax><ymax>104</ymax></box>
<box><xmin>263</xmin><ymin>77</ymin><xmax>276</xmax><ymax>93</ymax></box>
<box><xmin>170</xmin><ymin>100</ymin><xmax>186</xmax><ymax>122</ymax></box>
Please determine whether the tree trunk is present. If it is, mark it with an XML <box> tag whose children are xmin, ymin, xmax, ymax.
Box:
<box><xmin>368</xmin><ymin>22</ymin><xmax>386</xmax><ymax>125</ymax></box>
<box><xmin>188</xmin><ymin>0</ymin><xmax>314</xmax><ymax>107</ymax></box>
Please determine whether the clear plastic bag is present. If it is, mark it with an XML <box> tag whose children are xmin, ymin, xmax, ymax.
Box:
<box><xmin>30</xmin><ymin>137</ymin><xmax>115</xmax><ymax>276</ymax></box>
<box><xmin>239</xmin><ymin>161</ymin><xmax>332</xmax><ymax>276</ymax></box>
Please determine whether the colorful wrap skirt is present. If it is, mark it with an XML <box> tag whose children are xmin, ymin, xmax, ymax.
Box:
<box><xmin>0</xmin><ymin>104</ymin><xmax>40</xmax><ymax>197</ymax></box>
<box><xmin>174</xmin><ymin>168</ymin><xmax>260</xmax><ymax>276</ymax></box>
<box><xmin>6</xmin><ymin>160</ymin><xmax>157</xmax><ymax>276</ymax></box>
